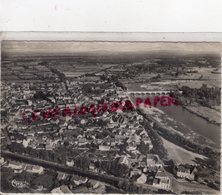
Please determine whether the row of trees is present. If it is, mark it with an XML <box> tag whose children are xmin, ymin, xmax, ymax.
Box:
<box><xmin>180</xmin><ymin>85</ymin><xmax>221</xmax><ymax>107</ymax></box>
<box><xmin>7</xmin><ymin>143</ymin><xmax>92</xmax><ymax>168</ymax></box>
<box><xmin>96</xmin><ymin>159</ymin><xmax>130</xmax><ymax>178</ymax></box>
<box><xmin>138</xmin><ymin>110</ymin><xmax>168</xmax><ymax>159</ymax></box>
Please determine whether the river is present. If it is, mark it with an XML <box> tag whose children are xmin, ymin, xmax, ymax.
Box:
<box><xmin>156</xmin><ymin>105</ymin><xmax>220</xmax><ymax>145</ymax></box>
<box><xmin>129</xmin><ymin>95</ymin><xmax>220</xmax><ymax>145</ymax></box>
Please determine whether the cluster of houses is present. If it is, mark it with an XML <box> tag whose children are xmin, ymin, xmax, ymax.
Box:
<box><xmin>2</xmin><ymin>75</ymin><xmax>154</xmax><ymax>156</ymax></box>
<box><xmin>1</xmin><ymin>158</ymin><xmax>44</xmax><ymax>175</ymax></box>
<box><xmin>51</xmin><ymin>171</ymin><xmax>102</xmax><ymax>193</ymax></box>
<box><xmin>117</xmin><ymin>154</ymin><xmax>171</xmax><ymax>190</ymax></box>
<box><xmin>173</xmin><ymin>164</ymin><xmax>197</xmax><ymax>181</ymax></box>
<box><xmin>2</xmin><ymin>74</ymin><xmax>201</xmax><ymax>193</ymax></box>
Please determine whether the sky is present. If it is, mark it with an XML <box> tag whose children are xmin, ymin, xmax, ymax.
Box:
<box><xmin>2</xmin><ymin>41</ymin><xmax>221</xmax><ymax>57</ymax></box>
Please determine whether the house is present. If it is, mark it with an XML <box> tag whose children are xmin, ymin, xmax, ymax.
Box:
<box><xmin>57</xmin><ymin>172</ymin><xmax>69</xmax><ymax>181</ymax></box>
<box><xmin>78</xmin><ymin>138</ymin><xmax>88</xmax><ymax>146</ymax></box>
<box><xmin>148</xmin><ymin>143</ymin><xmax>153</xmax><ymax>150</ymax></box>
<box><xmin>6</xmin><ymin>161</ymin><xmax>25</xmax><ymax>173</ymax></box>
<box><xmin>72</xmin><ymin>175</ymin><xmax>88</xmax><ymax>186</ymax></box>
<box><xmin>45</xmin><ymin>143</ymin><xmax>54</xmax><ymax>150</ymax></box>
<box><xmin>126</xmin><ymin>142</ymin><xmax>137</xmax><ymax>151</ymax></box>
<box><xmin>88</xmin><ymin>179</ymin><xmax>100</xmax><ymax>189</ymax></box>
<box><xmin>99</xmin><ymin>145</ymin><xmax>110</xmax><ymax>151</ymax></box>
<box><xmin>142</xmin><ymin>136</ymin><xmax>151</xmax><ymax>145</ymax></box>
<box><xmin>0</xmin><ymin>157</ymin><xmax>5</xmax><ymax>166</ymax></box>
<box><xmin>174</xmin><ymin>165</ymin><xmax>197</xmax><ymax>180</ymax></box>
<box><xmin>155</xmin><ymin>170</ymin><xmax>169</xmax><ymax>180</ymax></box>
<box><xmin>130</xmin><ymin>168</ymin><xmax>142</xmax><ymax>178</ymax></box>
<box><xmin>128</xmin><ymin>134</ymin><xmax>141</xmax><ymax>144</ymax></box>
<box><xmin>136</xmin><ymin>173</ymin><xmax>147</xmax><ymax>184</ymax></box>
<box><xmin>22</xmin><ymin>138</ymin><xmax>31</xmax><ymax>148</ymax></box>
<box><xmin>146</xmin><ymin>154</ymin><xmax>163</xmax><ymax>168</ymax></box>
<box><xmin>118</xmin><ymin>156</ymin><xmax>131</xmax><ymax>167</ymax></box>
<box><xmin>68</xmin><ymin>123</ymin><xmax>76</xmax><ymax>130</ymax></box>
<box><xmin>51</xmin><ymin>185</ymin><xmax>72</xmax><ymax>193</ymax></box>
<box><xmin>153</xmin><ymin>169</ymin><xmax>171</xmax><ymax>189</ymax></box>
<box><xmin>153</xmin><ymin>178</ymin><xmax>170</xmax><ymax>190</ymax></box>
<box><xmin>66</xmin><ymin>159</ymin><xmax>74</xmax><ymax>167</ymax></box>
<box><xmin>115</xmin><ymin>135</ymin><xmax>126</xmax><ymax>144</ymax></box>
<box><xmin>25</xmin><ymin>165</ymin><xmax>44</xmax><ymax>174</ymax></box>
<box><xmin>89</xmin><ymin>162</ymin><xmax>96</xmax><ymax>171</ymax></box>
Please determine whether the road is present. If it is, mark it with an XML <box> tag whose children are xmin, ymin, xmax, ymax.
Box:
<box><xmin>1</xmin><ymin>150</ymin><xmax>124</xmax><ymax>185</ymax></box>
<box><xmin>2</xmin><ymin>148</ymin><xmax>219</xmax><ymax>194</ymax></box>
<box><xmin>1</xmin><ymin>150</ymin><xmax>159</xmax><ymax>192</ymax></box>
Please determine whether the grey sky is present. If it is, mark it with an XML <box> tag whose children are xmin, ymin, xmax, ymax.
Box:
<box><xmin>2</xmin><ymin>41</ymin><xmax>221</xmax><ymax>56</ymax></box>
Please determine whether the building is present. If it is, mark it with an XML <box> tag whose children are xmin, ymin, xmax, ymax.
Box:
<box><xmin>51</xmin><ymin>185</ymin><xmax>72</xmax><ymax>193</ymax></box>
<box><xmin>88</xmin><ymin>179</ymin><xmax>100</xmax><ymax>189</ymax></box>
<box><xmin>6</xmin><ymin>161</ymin><xmax>25</xmax><ymax>173</ymax></box>
<box><xmin>25</xmin><ymin>165</ymin><xmax>44</xmax><ymax>174</ymax></box>
<box><xmin>136</xmin><ymin>173</ymin><xmax>147</xmax><ymax>184</ymax></box>
<box><xmin>99</xmin><ymin>145</ymin><xmax>111</xmax><ymax>151</ymax></box>
<box><xmin>72</xmin><ymin>175</ymin><xmax>88</xmax><ymax>186</ymax></box>
<box><xmin>174</xmin><ymin>165</ymin><xmax>197</xmax><ymax>180</ymax></box>
<box><xmin>153</xmin><ymin>170</ymin><xmax>171</xmax><ymax>189</ymax></box>
<box><xmin>57</xmin><ymin>172</ymin><xmax>69</xmax><ymax>181</ymax></box>
<box><xmin>146</xmin><ymin>154</ymin><xmax>163</xmax><ymax>168</ymax></box>
<box><xmin>153</xmin><ymin>178</ymin><xmax>170</xmax><ymax>190</ymax></box>
<box><xmin>0</xmin><ymin>157</ymin><xmax>5</xmax><ymax>166</ymax></box>
<box><xmin>66</xmin><ymin>159</ymin><xmax>74</xmax><ymax>167</ymax></box>
<box><xmin>118</xmin><ymin>156</ymin><xmax>131</xmax><ymax>167</ymax></box>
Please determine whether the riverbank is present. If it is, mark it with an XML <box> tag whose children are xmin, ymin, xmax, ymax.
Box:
<box><xmin>183</xmin><ymin>105</ymin><xmax>221</xmax><ymax>126</ymax></box>
<box><xmin>161</xmin><ymin>136</ymin><xmax>207</xmax><ymax>164</ymax></box>
<box><xmin>138</xmin><ymin>103</ymin><xmax>218</xmax><ymax>149</ymax></box>
<box><xmin>138</xmin><ymin>103</ymin><xmax>220</xmax><ymax>152</ymax></box>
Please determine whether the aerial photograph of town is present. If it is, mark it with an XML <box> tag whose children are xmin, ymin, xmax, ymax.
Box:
<box><xmin>0</xmin><ymin>41</ymin><xmax>221</xmax><ymax>194</ymax></box>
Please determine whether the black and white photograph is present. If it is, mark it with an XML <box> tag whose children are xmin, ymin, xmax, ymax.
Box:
<box><xmin>0</xmin><ymin>40</ymin><xmax>221</xmax><ymax>194</ymax></box>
